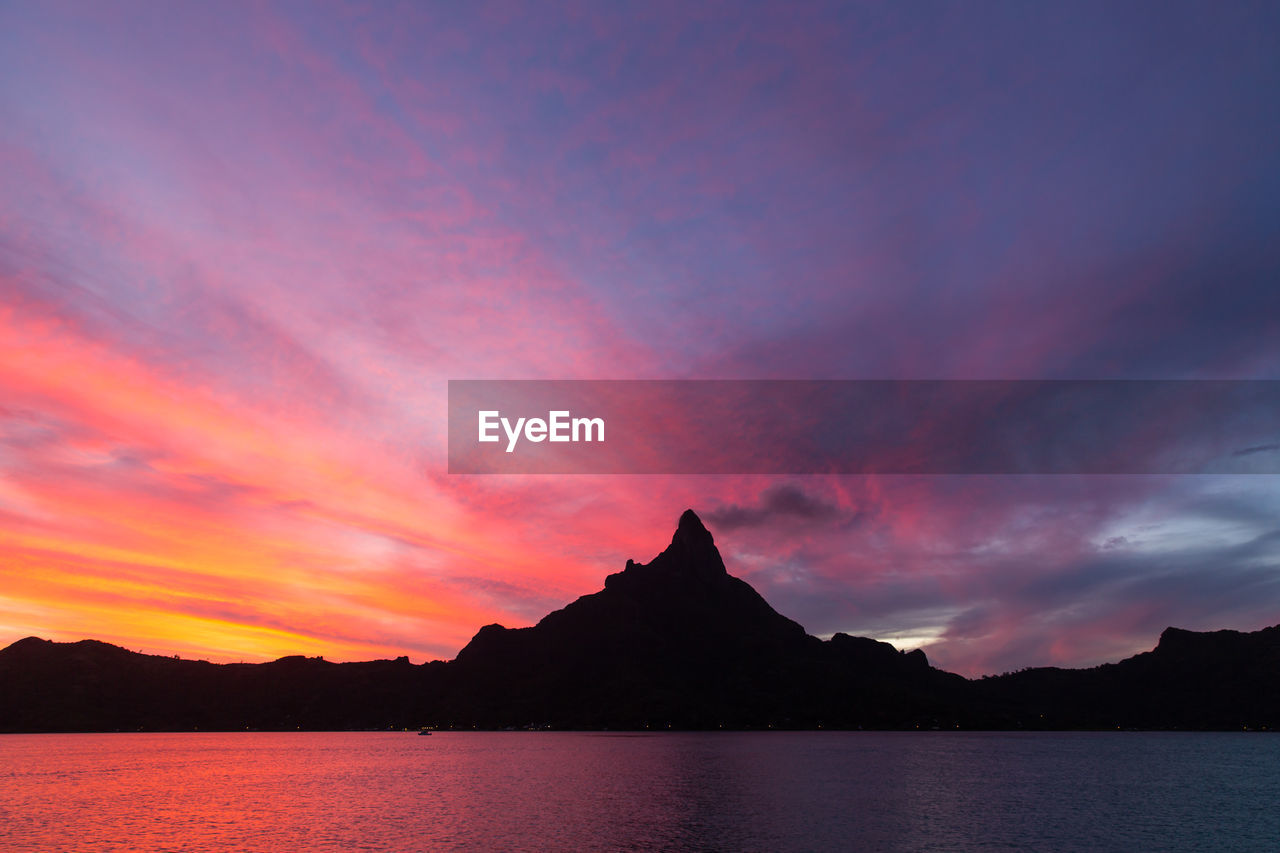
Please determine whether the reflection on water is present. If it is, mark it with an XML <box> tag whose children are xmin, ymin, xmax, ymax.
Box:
<box><xmin>1</xmin><ymin>731</ymin><xmax>1276</xmax><ymax>851</ymax></box>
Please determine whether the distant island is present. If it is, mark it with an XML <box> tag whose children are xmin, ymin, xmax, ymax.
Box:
<box><xmin>2</xmin><ymin>510</ymin><xmax>1277</xmax><ymax>732</ymax></box>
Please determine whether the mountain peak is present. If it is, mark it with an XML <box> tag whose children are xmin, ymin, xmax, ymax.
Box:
<box><xmin>674</xmin><ymin>508</ymin><xmax>712</xmax><ymax>545</ymax></box>
<box><xmin>604</xmin><ymin>510</ymin><xmax>726</xmax><ymax>591</ymax></box>
<box><xmin>679</xmin><ymin>507</ymin><xmax>704</xmax><ymax>527</ymax></box>
<box><xmin>656</xmin><ymin>508</ymin><xmax>724</xmax><ymax>578</ymax></box>
<box><xmin>0</xmin><ymin>636</ymin><xmax>51</xmax><ymax>658</ymax></box>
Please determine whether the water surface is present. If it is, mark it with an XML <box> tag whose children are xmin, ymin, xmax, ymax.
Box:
<box><xmin>2</xmin><ymin>731</ymin><xmax>1276</xmax><ymax>851</ymax></box>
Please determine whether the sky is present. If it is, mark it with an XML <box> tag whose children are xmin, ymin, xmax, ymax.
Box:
<box><xmin>2</xmin><ymin>1</ymin><xmax>1278</xmax><ymax>677</ymax></box>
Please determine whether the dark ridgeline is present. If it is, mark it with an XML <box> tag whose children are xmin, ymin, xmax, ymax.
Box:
<box><xmin>442</xmin><ymin>510</ymin><xmax>964</xmax><ymax>728</ymax></box>
<box><xmin>1</xmin><ymin>510</ymin><xmax>1276</xmax><ymax>732</ymax></box>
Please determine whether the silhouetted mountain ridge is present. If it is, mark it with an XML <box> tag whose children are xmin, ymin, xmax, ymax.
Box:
<box><xmin>972</xmin><ymin>623</ymin><xmax>1280</xmax><ymax>729</ymax></box>
<box><xmin>443</xmin><ymin>510</ymin><xmax>952</xmax><ymax>727</ymax></box>
<box><xmin>2</xmin><ymin>510</ymin><xmax>1276</xmax><ymax>731</ymax></box>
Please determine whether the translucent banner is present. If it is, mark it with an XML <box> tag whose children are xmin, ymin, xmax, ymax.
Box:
<box><xmin>447</xmin><ymin>380</ymin><xmax>1280</xmax><ymax>474</ymax></box>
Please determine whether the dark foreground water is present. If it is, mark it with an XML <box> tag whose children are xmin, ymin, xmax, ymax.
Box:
<box><xmin>1</xmin><ymin>731</ymin><xmax>1276</xmax><ymax>851</ymax></box>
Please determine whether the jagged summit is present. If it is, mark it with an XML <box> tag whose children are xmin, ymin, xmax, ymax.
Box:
<box><xmin>446</xmin><ymin>509</ymin><xmax>843</xmax><ymax>726</ymax></box>
<box><xmin>666</xmin><ymin>508</ymin><xmax>722</xmax><ymax>569</ymax></box>
<box><xmin>465</xmin><ymin>509</ymin><xmax>798</xmax><ymax>652</ymax></box>
<box><xmin>609</xmin><ymin>508</ymin><xmax>726</xmax><ymax>589</ymax></box>
<box><xmin>676</xmin><ymin>507</ymin><xmax>712</xmax><ymax>541</ymax></box>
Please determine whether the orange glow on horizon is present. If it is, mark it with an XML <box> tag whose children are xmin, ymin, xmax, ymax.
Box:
<box><xmin>0</xmin><ymin>301</ymin><xmax>636</xmax><ymax>663</ymax></box>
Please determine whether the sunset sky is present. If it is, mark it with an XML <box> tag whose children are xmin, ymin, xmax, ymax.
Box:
<box><xmin>2</xmin><ymin>1</ymin><xmax>1278</xmax><ymax>677</ymax></box>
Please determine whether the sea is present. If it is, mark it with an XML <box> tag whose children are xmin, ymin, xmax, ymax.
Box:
<box><xmin>1</xmin><ymin>731</ymin><xmax>1276</xmax><ymax>851</ymax></box>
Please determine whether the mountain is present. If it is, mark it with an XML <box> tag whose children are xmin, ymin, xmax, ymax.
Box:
<box><xmin>0</xmin><ymin>636</ymin><xmax>437</xmax><ymax>732</ymax></box>
<box><xmin>1</xmin><ymin>510</ymin><xmax>1276</xmax><ymax>732</ymax></box>
<box><xmin>442</xmin><ymin>509</ymin><xmax>961</xmax><ymax>728</ymax></box>
<box><xmin>974</xmin><ymin>625</ymin><xmax>1280</xmax><ymax>730</ymax></box>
